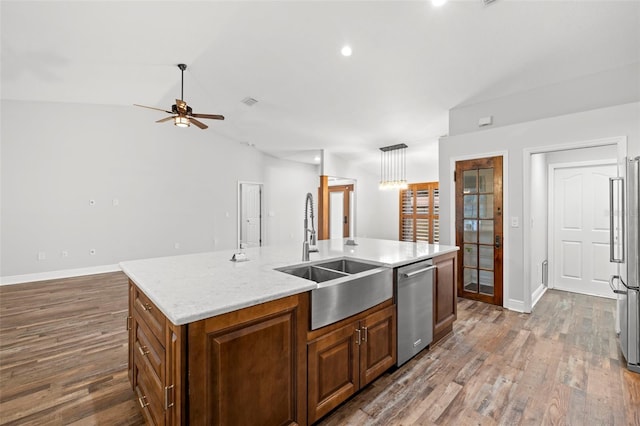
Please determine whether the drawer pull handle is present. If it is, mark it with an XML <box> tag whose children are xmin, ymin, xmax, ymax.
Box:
<box><xmin>126</xmin><ymin>316</ymin><xmax>132</xmax><ymax>331</ymax></box>
<box><xmin>142</xmin><ymin>303</ymin><xmax>152</xmax><ymax>311</ymax></box>
<box><xmin>138</xmin><ymin>345</ymin><xmax>149</xmax><ymax>356</ymax></box>
<box><xmin>165</xmin><ymin>384</ymin><xmax>175</xmax><ymax>409</ymax></box>
<box><xmin>355</xmin><ymin>328</ymin><xmax>361</xmax><ymax>345</ymax></box>
<box><xmin>138</xmin><ymin>395</ymin><xmax>149</xmax><ymax>409</ymax></box>
<box><xmin>362</xmin><ymin>326</ymin><xmax>368</xmax><ymax>343</ymax></box>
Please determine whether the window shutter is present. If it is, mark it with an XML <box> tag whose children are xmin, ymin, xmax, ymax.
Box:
<box><xmin>399</xmin><ymin>182</ymin><xmax>439</xmax><ymax>244</ymax></box>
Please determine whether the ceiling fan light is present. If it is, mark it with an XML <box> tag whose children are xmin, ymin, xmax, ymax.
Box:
<box><xmin>174</xmin><ymin>116</ymin><xmax>190</xmax><ymax>128</ymax></box>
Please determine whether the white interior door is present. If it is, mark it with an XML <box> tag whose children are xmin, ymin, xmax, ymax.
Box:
<box><xmin>240</xmin><ymin>183</ymin><xmax>262</xmax><ymax>248</ymax></box>
<box><xmin>552</xmin><ymin>163</ymin><xmax>617</xmax><ymax>298</ymax></box>
<box><xmin>329</xmin><ymin>191</ymin><xmax>344</xmax><ymax>239</ymax></box>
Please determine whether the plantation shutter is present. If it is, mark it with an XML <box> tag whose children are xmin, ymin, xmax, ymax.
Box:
<box><xmin>399</xmin><ymin>182</ymin><xmax>439</xmax><ymax>244</ymax></box>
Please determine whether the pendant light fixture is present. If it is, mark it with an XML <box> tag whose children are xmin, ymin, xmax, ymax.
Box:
<box><xmin>379</xmin><ymin>143</ymin><xmax>408</xmax><ymax>190</ymax></box>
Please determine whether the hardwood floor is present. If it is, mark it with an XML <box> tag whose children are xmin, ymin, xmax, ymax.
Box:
<box><xmin>319</xmin><ymin>290</ymin><xmax>640</xmax><ymax>426</ymax></box>
<box><xmin>1</xmin><ymin>272</ymin><xmax>638</xmax><ymax>425</ymax></box>
<box><xmin>0</xmin><ymin>273</ymin><xmax>143</xmax><ymax>425</ymax></box>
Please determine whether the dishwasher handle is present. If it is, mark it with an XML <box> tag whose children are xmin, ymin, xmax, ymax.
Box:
<box><xmin>402</xmin><ymin>265</ymin><xmax>436</xmax><ymax>279</ymax></box>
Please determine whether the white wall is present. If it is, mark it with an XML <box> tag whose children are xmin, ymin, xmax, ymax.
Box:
<box><xmin>529</xmin><ymin>152</ymin><xmax>548</xmax><ymax>302</ymax></box>
<box><xmin>321</xmin><ymin>150</ymin><xmax>398</xmax><ymax>241</ymax></box>
<box><xmin>449</xmin><ymin>63</ymin><xmax>640</xmax><ymax>136</ymax></box>
<box><xmin>0</xmin><ymin>100</ymin><xmax>319</xmax><ymax>280</ymax></box>
<box><xmin>439</xmin><ymin>101</ymin><xmax>640</xmax><ymax>311</ymax></box>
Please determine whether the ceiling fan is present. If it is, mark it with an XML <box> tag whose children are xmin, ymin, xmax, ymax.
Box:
<box><xmin>134</xmin><ymin>64</ymin><xmax>224</xmax><ymax>129</ymax></box>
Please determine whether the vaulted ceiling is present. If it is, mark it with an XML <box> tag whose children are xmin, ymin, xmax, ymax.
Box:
<box><xmin>2</xmin><ymin>1</ymin><xmax>639</xmax><ymax>174</ymax></box>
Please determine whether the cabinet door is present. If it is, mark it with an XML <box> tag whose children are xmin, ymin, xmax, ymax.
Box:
<box><xmin>307</xmin><ymin>321</ymin><xmax>359</xmax><ymax>424</ymax></box>
<box><xmin>165</xmin><ymin>324</ymin><xmax>186</xmax><ymax>426</ymax></box>
<box><xmin>188</xmin><ymin>295</ymin><xmax>306</xmax><ymax>426</ymax></box>
<box><xmin>359</xmin><ymin>305</ymin><xmax>396</xmax><ymax>387</ymax></box>
<box><xmin>433</xmin><ymin>252</ymin><xmax>457</xmax><ymax>343</ymax></box>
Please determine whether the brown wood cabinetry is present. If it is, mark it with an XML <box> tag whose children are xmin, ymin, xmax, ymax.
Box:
<box><xmin>128</xmin><ymin>282</ymin><xmax>186</xmax><ymax>425</ymax></box>
<box><xmin>188</xmin><ymin>293</ymin><xmax>309</xmax><ymax>426</ymax></box>
<box><xmin>307</xmin><ymin>302</ymin><xmax>396</xmax><ymax>424</ymax></box>
<box><xmin>129</xmin><ymin>283</ymin><xmax>307</xmax><ymax>426</ymax></box>
<box><xmin>432</xmin><ymin>251</ymin><xmax>457</xmax><ymax>343</ymax></box>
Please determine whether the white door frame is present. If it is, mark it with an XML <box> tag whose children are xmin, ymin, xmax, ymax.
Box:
<box><xmin>547</xmin><ymin>159</ymin><xmax>617</xmax><ymax>297</ymax></box>
<box><xmin>523</xmin><ymin>136</ymin><xmax>627</xmax><ymax>312</ymax></box>
<box><xmin>237</xmin><ymin>181</ymin><xmax>264</xmax><ymax>249</ymax></box>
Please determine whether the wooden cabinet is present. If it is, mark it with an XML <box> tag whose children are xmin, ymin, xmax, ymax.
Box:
<box><xmin>307</xmin><ymin>302</ymin><xmax>396</xmax><ymax>424</ymax></box>
<box><xmin>188</xmin><ymin>293</ymin><xmax>309</xmax><ymax>426</ymax></box>
<box><xmin>433</xmin><ymin>251</ymin><xmax>457</xmax><ymax>343</ymax></box>
<box><xmin>128</xmin><ymin>282</ymin><xmax>185</xmax><ymax>425</ymax></box>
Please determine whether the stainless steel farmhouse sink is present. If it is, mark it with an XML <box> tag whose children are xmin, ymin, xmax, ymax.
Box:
<box><xmin>275</xmin><ymin>258</ymin><xmax>392</xmax><ymax>329</ymax></box>
<box><xmin>313</xmin><ymin>258</ymin><xmax>380</xmax><ymax>274</ymax></box>
<box><xmin>275</xmin><ymin>264</ymin><xmax>348</xmax><ymax>283</ymax></box>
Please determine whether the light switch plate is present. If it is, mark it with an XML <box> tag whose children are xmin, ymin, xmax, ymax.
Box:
<box><xmin>511</xmin><ymin>216</ymin><xmax>519</xmax><ymax>227</ymax></box>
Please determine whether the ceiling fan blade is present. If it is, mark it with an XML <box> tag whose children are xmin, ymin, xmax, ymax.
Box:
<box><xmin>134</xmin><ymin>104</ymin><xmax>172</xmax><ymax>114</ymax></box>
<box><xmin>191</xmin><ymin>113</ymin><xmax>225</xmax><ymax>120</ymax></box>
<box><xmin>190</xmin><ymin>118</ymin><xmax>208</xmax><ymax>129</ymax></box>
<box><xmin>156</xmin><ymin>116</ymin><xmax>175</xmax><ymax>123</ymax></box>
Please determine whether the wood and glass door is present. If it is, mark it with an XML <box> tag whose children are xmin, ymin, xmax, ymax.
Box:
<box><xmin>455</xmin><ymin>156</ymin><xmax>503</xmax><ymax>305</ymax></box>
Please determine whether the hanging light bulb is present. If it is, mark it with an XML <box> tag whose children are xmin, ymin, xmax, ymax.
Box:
<box><xmin>379</xmin><ymin>144</ymin><xmax>408</xmax><ymax>190</ymax></box>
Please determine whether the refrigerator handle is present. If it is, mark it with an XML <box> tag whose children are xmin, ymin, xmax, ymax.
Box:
<box><xmin>609</xmin><ymin>177</ymin><xmax>625</xmax><ymax>263</ymax></box>
<box><xmin>610</xmin><ymin>275</ymin><xmax>628</xmax><ymax>295</ymax></box>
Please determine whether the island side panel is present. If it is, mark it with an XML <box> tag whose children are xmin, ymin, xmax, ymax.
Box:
<box><xmin>188</xmin><ymin>292</ymin><xmax>309</xmax><ymax>426</ymax></box>
<box><xmin>433</xmin><ymin>251</ymin><xmax>458</xmax><ymax>343</ymax></box>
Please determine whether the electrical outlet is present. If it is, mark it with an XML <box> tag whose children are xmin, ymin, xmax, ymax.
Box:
<box><xmin>37</xmin><ymin>251</ymin><xmax>46</xmax><ymax>261</ymax></box>
<box><xmin>89</xmin><ymin>249</ymin><xmax>96</xmax><ymax>255</ymax></box>
<box><xmin>61</xmin><ymin>250</ymin><xmax>69</xmax><ymax>258</ymax></box>
<box><xmin>112</xmin><ymin>198</ymin><xmax>119</xmax><ymax>206</ymax></box>
<box><xmin>174</xmin><ymin>243</ymin><xmax>181</xmax><ymax>249</ymax></box>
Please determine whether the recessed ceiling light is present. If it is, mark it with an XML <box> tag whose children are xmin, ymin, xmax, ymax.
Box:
<box><xmin>431</xmin><ymin>0</ymin><xmax>447</xmax><ymax>6</ymax></box>
<box><xmin>341</xmin><ymin>45</ymin><xmax>352</xmax><ymax>57</ymax></box>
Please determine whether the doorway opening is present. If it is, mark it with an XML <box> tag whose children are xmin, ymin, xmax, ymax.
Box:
<box><xmin>238</xmin><ymin>182</ymin><xmax>263</xmax><ymax>249</ymax></box>
<box><xmin>524</xmin><ymin>137</ymin><xmax>626</xmax><ymax>311</ymax></box>
<box><xmin>328</xmin><ymin>183</ymin><xmax>354</xmax><ymax>239</ymax></box>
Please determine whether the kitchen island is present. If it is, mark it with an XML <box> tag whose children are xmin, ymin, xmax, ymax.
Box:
<box><xmin>121</xmin><ymin>238</ymin><xmax>458</xmax><ymax>425</ymax></box>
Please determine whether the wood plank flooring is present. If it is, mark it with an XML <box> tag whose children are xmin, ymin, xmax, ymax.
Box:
<box><xmin>0</xmin><ymin>273</ymin><xmax>143</xmax><ymax>425</ymax></box>
<box><xmin>1</xmin><ymin>272</ymin><xmax>638</xmax><ymax>425</ymax></box>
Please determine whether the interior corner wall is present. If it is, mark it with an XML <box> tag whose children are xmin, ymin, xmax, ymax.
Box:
<box><xmin>449</xmin><ymin>63</ymin><xmax>640</xmax><ymax>137</ymax></box>
<box><xmin>530</xmin><ymin>153</ymin><xmax>548</xmax><ymax>300</ymax></box>
<box><xmin>0</xmin><ymin>100</ymin><xmax>318</xmax><ymax>279</ymax></box>
<box><xmin>320</xmin><ymin>150</ymin><xmax>398</xmax><ymax>241</ymax></box>
<box><xmin>438</xmin><ymin>101</ymin><xmax>640</xmax><ymax>309</ymax></box>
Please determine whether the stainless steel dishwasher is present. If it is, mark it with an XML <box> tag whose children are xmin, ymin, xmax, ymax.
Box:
<box><xmin>396</xmin><ymin>259</ymin><xmax>435</xmax><ymax>366</ymax></box>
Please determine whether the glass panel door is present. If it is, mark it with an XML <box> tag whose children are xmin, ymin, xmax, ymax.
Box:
<box><xmin>455</xmin><ymin>157</ymin><xmax>503</xmax><ymax>305</ymax></box>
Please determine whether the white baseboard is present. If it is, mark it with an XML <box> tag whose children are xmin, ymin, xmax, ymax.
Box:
<box><xmin>531</xmin><ymin>284</ymin><xmax>547</xmax><ymax>309</ymax></box>
<box><xmin>504</xmin><ymin>298</ymin><xmax>526</xmax><ymax>313</ymax></box>
<box><xmin>0</xmin><ymin>264</ymin><xmax>121</xmax><ymax>286</ymax></box>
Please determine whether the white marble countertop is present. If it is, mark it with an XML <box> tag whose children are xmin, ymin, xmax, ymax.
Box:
<box><xmin>120</xmin><ymin>237</ymin><xmax>458</xmax><ymax>326</ymax></box>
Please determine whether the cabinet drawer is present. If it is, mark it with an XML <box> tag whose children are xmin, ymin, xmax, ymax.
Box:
<box><xmin>134</xmin><ymin>284</ymin><xmax>166</xmax><ymax>344</ymax></box>
<box><xmin>135</xmin><ymin>317</ymin><xmax>166</xmax><ymax>384</ymax></box>
<box><xmin>135</xmin><ymin>362</ymin><xmax>164</xmax><ymax>426</ymax></box>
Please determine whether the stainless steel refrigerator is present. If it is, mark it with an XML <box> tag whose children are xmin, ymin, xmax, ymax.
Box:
<box><xmin>610</xmin><ymin>156</ymin><xmax>640</xmax><ymax>374</ymax></box>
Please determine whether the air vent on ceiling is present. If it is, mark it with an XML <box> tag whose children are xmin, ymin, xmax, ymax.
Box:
<box><xmin>241</xmin><ymin>97</ymin><xmax>258</xmax><ymax>106</ymax></box>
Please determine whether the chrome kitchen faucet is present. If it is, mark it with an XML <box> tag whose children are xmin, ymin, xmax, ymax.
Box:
<box><xmin>303</xmin><ymin>192</ymin><xmax>319</xmax><ymax>261</ymax></box>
